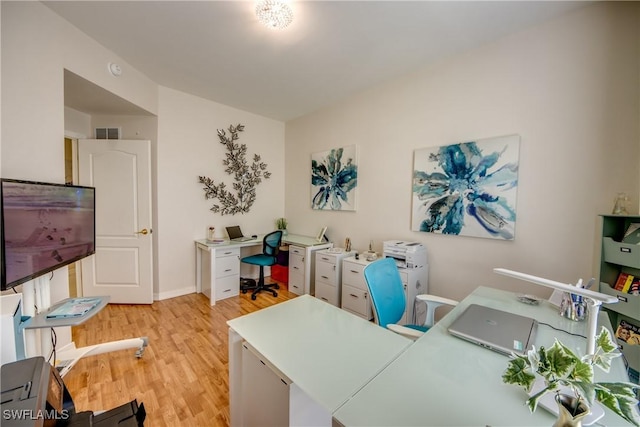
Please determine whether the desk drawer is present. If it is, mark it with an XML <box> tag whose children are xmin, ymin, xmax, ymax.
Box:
<box><xmin>216</xmin><ymin>275</ymin><xmax>239</xmax><ymax>300</ymax></box>
<box><xmin>315</xmin><ymin>282</ymin><xmax>339</xmax><ymax>306</ymax></box>
<box><xmin>289</xmin><ymin>245</ymin><xmax>305</xmax><ymax>256</ymax></box>
<box><xmin>216</xmin><ymin>254</ymin><xmax>240</xmax><ymax>278</ymax></box>
<box><xmin>342</xmin><ymin>262</ymin><xmax>366</xmax><ymax>290</ymax></box>
<box><xmin>289</xmin><ymin>271</ymin><xmax>304</xmax><ymax>295</ymax></box>
<box><xmin>289</xmin><ymin>253</ymin><xmax>304</xmax><ymax>272</ymax></box>
<box><xmin>217</xmin><ymin>247</ymin><xmax>240</xmax><ymax>258</ymax></box>
<box><xmin>316</xmin><ymin>261</ymin><xmax>337</xmax><ymax>286</ymax></box>
<box><xmin>341</xmin><ymin>284</ymin><xmax>372</xmax><ymax>319</ymax></box>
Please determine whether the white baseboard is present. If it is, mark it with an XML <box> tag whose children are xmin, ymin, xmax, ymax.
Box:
<box><xmin>155</xmin><ymin>286</ymin><xmax>196</xmax><ymax>301</ymax></box>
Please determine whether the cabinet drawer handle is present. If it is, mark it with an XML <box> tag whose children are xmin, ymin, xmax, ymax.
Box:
<box><xmin>224</xmin><ymin>269</ymin><xmax>232</xmax><ymax>272</ymax></box>
<box><xmin>350</xmin><ymin>270</ymin><xmax>359</xmax><ymax>274</ymax></box>
<box><xmin>223</xmin><ymin>289</ymin><xmax>231</xmax><ymax>293</ymax></box>
<box><xmin>350</xmin><ymin>294</ymin><xmax>359</xmax><ymax>298</ymax></box>
<box><xmin>321</xmin><ymin>297</ymin><xmax>328</xmax><ymax>301</ymax></box>
<box><xmin>293</xmin><ymin>285</ymin><xmax>299</xmax><ymax>289</ymax></box>
<box><xmin>620</xmin><ymin>247</ymin><xmax>631</xmax><ymax>253</ymax></box>
<box><xmin>321</xmin><ymin>256</ymin><xmax>330</xmax><ymax>261</ymax></box>
<box><xmin>293</xmin><ymin>266</ymin><xmax>300</xmax><ymax>271</ymax></box>
<box><xmin>321</xmin><ymin>275</ymin><xmax>329</xmax><ymax>280</ymax></box>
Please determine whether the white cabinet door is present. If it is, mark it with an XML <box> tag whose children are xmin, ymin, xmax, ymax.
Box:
<box><xmin>241</xmin><ymin>343</ymin><xmax>289</xmax><ymax>427</ymax></box>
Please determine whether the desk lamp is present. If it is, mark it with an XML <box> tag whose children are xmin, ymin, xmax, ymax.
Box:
<box><xmin>494</xmin><ymin>268</ymin><xmax>619</xmax><ymax>355</ymax></box>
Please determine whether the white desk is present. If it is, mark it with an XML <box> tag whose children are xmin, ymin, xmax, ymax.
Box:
<box><xmin>227</xmin><ymin>295</ymin><xmax>412</xmax><ymax>426</ymax></box>
<box><xmin>332</xmin><ymin>286</ymin><xmax>633</xmax><ymax>426</ymax></box>
<box><xmin>195</xmin><ymin>234</ymin><xmax>331</xmax><ymax>305</ymax></box>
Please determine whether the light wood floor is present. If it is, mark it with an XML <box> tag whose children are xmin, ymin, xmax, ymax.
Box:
<box><xmin>63</xmin><ymin>281</ymin><xmax>297</xmax><ymax>426</ymax></box>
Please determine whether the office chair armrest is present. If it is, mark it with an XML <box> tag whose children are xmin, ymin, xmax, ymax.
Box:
<box><xmin>416</xmin><ymin>294</ymin><xmax>458</xmax><ymax>328</ymax></box>
<box><xmin>416</xmin><ymin>294</ymin><xmax>458</xmax><ymax>307</ymax></box>
<box><xmin>386</xmin><ymin>324</ymin><xmax>424</xmax><ymax>340</ymax></box>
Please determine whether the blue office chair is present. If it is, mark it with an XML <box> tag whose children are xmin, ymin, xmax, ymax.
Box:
<box><xmin>240</xmin><ymin>230</ymin><xmax>283</xmax><ymax>300</ymax></box>
<box><xmin>363</xmin><ymin>257</ymin><xmax>458</xmax><ymax>340</ymax></box>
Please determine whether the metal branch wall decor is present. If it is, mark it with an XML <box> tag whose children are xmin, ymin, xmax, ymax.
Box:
<box><xmin>198</xmin><ymin>124</ymin><xmax>271</xmax><ymax>215</ymax></box>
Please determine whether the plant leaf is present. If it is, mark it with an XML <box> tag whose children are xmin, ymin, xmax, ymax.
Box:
<box><xmin>594</xmin><ymin>382</ymin><xmax>640</xmax><ymax>426</ymax></box>
<box><xmin>502</xmin><ymin>356</ymin><xmax>535</xmax><ymax>389</ymax></box>
<box><xmin>546</xmin><ymin>341</ymin><xmax>578</xmax><ymax>378</ymax></box>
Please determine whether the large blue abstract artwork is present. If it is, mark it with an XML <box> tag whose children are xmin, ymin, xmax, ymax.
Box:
<box><xmin>412</xmin><ymin>135</ymin><xmax>520</xmax><ymax>240</ymax></box>
<box><xmin>311</xmin><ymin>145</ymin><xmax>358</xmax><ymax>211</ymax></box>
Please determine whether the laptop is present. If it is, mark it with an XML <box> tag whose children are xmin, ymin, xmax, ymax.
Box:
<box><xmin>447</xmin><ymin>304</ymin><xmax>538</xmax><ymax>356</ymax></box>
<box><xmin>226</xmin><ymin>225</ymin><xmax>252</xmax><ymax>242</ymax></box>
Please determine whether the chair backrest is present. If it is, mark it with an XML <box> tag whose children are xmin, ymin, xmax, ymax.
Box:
<box><xmin>363</xmin><ymin>258</ymin><xmax>406</xmax><ymax>327</ymax></box>
<box><xmin>263</xmin><ymin>230</ymin><xmax>283</xmax><ymax>258</ymax></box>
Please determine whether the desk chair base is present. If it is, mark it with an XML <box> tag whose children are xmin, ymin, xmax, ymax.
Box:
<box><xmin>240</xmin><ymin>277</ymin><xmax>280</xmax><ymax>300</ymax></box>
<box><xmin>240</xmin><ymin>278</ymin><xmax>256</xmax><ymax>291</ymax></box>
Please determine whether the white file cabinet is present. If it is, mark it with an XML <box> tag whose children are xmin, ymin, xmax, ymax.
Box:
<box><xmin>288</xmin><ymin>243</ymin><xmax>331</xmax><ymax>296</ymax></box>
<box><xmin>398</xmin><ymin>265</ymin><xmax>428</xmax><ymax>325</ymax></box>
<box><xmin>288</xmin><ymin>245</ymin><xmax>306</xmax><ymax>295</ymax></box>
<box><xmin>341</xmin><ymin>256</ymin><xmax>428</xmax><ymax>324</ymax></box>
<box><xmin>314</xmin><ymin>250</ymin><xmax>354</xmax><ymax>306</ymax></box>
<box><xmin>214</xmin><ymin>247</ymin><xmax>241</xmax><ymax>301</ymax></box>
<box><xmin>341</xmin><ymin>256</ymin><xmax>374</xmax><ymax>320</ymax></box>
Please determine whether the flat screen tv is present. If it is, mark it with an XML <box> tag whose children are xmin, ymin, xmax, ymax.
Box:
<box><xmin>1</xmin><ymin>179</ymin><xmax>96</xmax><ymax>291</ymax></box>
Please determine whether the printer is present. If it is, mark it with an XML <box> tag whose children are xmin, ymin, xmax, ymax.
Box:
<box><xmin>383</xmin><ymin>241</ymin><xmax>427</xmax><ymax>269</ymax></box>
<box><xmin>1</xmin><ymin>356</ymin><xmax>145</xmax><ymax>426</ymax></box>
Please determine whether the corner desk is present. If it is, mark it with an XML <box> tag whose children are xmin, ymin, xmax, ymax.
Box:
<box><xmin>195</xmin><ymin>234</ymin><xmax>331</xmax><ymax>305</ymax></box>
<box><xmin>227</xmin><ymin>286</ymin><xmax>634</xmax><ymax>426</ymax></box>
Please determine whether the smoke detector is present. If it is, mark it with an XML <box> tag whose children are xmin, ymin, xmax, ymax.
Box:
<box><xmin>108</xmin><ymin>62</ymin><xmax>122</xmax><ymax>77</ymax></box>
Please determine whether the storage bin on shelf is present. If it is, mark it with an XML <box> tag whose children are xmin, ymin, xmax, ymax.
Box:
<box><xmin>599</xmin><ymin>283</ymin><xmax>640</xmax><ymax>319</ymax></box>
<box><xmin>603</xmin><ymin>237</ymin><xmax>640</xmax><ymax>268</ymax></box>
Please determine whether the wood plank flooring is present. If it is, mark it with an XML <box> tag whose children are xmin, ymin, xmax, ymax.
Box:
<box><xmin>63</xmin><ymin>282</ymin><xmax>297</xmax><ymax>426</ymax></box>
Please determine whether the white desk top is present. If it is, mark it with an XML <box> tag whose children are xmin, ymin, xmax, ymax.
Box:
<box><xmin>332</xmin><ymin>286</ymin><xmax>632</xmax><ymax>427</ymax></box>
<box><xmin>196</xmin><ymin>233</ymin><xmax>328</xmax><ymax>249</ymax></box>
<box><xmin>227</xmin><ymin>295</ymin><xmax>412</xmax><ymax>413</ymax></box>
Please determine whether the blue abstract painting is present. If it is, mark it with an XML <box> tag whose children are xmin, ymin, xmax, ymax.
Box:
<box><xmin>311</xmin><ymin>145</ymin><xmax>358</xmax><ymax>211</ymax></box>
<box><xmin>412</xmin><ymin>135</ymin><xmax>520</xmax><ymax>240</ymax></box>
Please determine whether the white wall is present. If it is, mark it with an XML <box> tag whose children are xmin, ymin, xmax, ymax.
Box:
<box><xmin>1</xmin><ymin>1</ymin><xmax>159</xmax><ymax>349</ymax></box>
<box><xmin>2</xmin><ymin>2</ymin><xmax>286</xmax><ymax>303</ymax></box>
<box><xmin>285</xmin><ymin>2</ymin><xmax>640</xmax><ymax>303</ymax></box>
<box><xmin>156</xmin><ymin>87</ymin><xmax>285</xmax><ymax>300</ymax></box>
<box><xmin>64</xmin><ymin>107</ymin><xmax>92</xmax><ymax>138</ymax></box>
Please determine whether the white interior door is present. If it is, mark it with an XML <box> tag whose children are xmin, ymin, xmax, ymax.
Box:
<box><xmin>78</xmin><ymin>139</ymin><xmax>153</xmax><ymax>304</ymax></box>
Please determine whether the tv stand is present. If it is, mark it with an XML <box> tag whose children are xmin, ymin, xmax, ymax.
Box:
<box><xmin>21</xmin><ymin>295</ymin><xmax>148</xmax><ymax>377</ymax></box>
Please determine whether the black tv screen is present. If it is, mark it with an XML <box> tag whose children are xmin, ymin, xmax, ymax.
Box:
<box><xmin>1</xmin><ymin>179</ymin><xmax>96</xmax><ymax>290</ymax></box>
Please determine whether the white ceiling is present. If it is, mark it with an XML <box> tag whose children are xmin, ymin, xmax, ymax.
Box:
<box><xmin>47</xmin><ymin>1</ymin><xmax>590</xmax><ymax>122</ymax></box>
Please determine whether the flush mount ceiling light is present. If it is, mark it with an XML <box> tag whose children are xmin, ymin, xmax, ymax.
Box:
<box><xmin>256</xmin><ymin>0</ymin><xmax>293</xmax><ymax>29</ymax></box>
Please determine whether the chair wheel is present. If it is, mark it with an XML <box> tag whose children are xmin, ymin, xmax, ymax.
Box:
<box><xmin>251</xmin><ymin>294</ymin><xmax>257</xmax><ymax>300</ymax></box>
<box><xmin>242</xmin><ymin>289</ymin><xmax>247</xmax><ymax>294</ymax></box>
<box><xmin>273</xmin><ymin>292</ymin><xmax>278</xmax><ymax>297</ymax></box>
<box><xmin>275</xmin><ymin>284</ymin><xmax>280</xmax><ymax>289</ymax></box>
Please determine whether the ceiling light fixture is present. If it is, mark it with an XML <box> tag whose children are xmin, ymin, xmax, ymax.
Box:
<box><xmin>256</xmin><ymin>0</ymin><xmax>293</xmax><ymax>30</ymax></box>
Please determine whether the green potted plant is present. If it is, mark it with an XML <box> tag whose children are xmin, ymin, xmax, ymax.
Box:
<box><xmin>275</xmin><ymin>217</ymin><xmax>288</xmax><ymax>235</ymax></box>
<box><xmin>502</xmin><ymin>326</ymin><xmax>639</xmax><ymax>426</ymax></box>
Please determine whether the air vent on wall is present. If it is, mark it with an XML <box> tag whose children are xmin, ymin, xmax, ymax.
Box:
<box><xmin>95</xmin><ymin>127</ymin><xmax>121</xmax><ymax>140</ymax></box>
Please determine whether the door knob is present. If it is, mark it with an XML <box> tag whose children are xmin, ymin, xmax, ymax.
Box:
<box><xmin>136</xmin><ymin>228</ymin><xmax>150</xmax><ymax>235</ymax></box>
